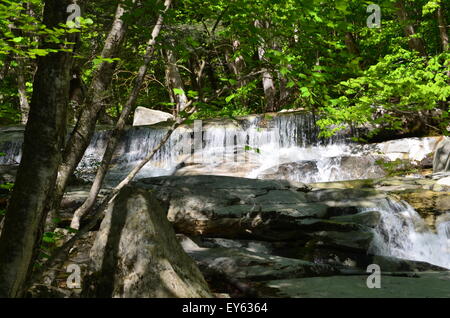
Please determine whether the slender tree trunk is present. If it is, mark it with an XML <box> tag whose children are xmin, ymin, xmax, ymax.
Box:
<box><xmin>226</xmin><ymin>40</ymin><xmax>247</xmax><ymax>87</ymax></box>
<box><xmin>164</xmin><ymin>48</ymin><xmax>188</xmax><ymax>116</ymax></box>
<box><xmin>255</xmin><ymin>20</ymin><xmax>277</xmax><ymax>112</ymax></box>
<box><xmin>437</xmin><ymin>3</ymin><xmax>449</xmax><ymax>52</ymax></box>
<box><xmin>70</xmin><ymin>0</ymin><xmax>172</xmax><ymax>230</ymax></box>
<box><xmin>45</xmin><ymin>3</ymin><xmax>128</xmax><ymax>229</ymax></box>
<box><xmin>225</xmin><ymin>40</ymin><xmax>249</xmax><ymax>106</ymax></box>
<box><xmin>259</xmin><ymin>55</ymin><xmax>276</xmax><ymax>112</ymax></box>
<box><xmin>395</xmin><ymin>0</ymin><xmax>427</xmax><ymax>56</ymax></box>
<box><xmin>0</xmin><ymin>0</ymin><xmax>74</xmax><ymax>298</ymax></box>
<box><xmin>345</xmin><ymin>32</ymin><xmax>360</xmax><ymax>56</ymax></box>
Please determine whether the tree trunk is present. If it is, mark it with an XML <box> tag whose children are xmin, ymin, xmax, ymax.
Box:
<box><xmin>70</xmin><ymin>0</ymin><xmax>172</xmax><ymax>230</ymax></box>
<box><xmin>258</xmin><ymin>49</ymin><xmax>276</xmax><ymax>112</ymax></box>
<box><xmin>0</xmin><ymin>0</ymin><xmax>74</xmax><ymax>298</ymax></box>
<box><xmin>164</xmin><ymin>48</ymin><xmax>188</xmax><ymax>116</ymax></box>
<box><xmin>345</xmin><ymin>32</ymin><xmax>360</xmax><ymax>56</ymax></box>
<box><xmin>255</xmin><ymin>21</ymin><xmax>277</xmax><ymax>112</ymax></box>
<box><xmin>437</xmin><ymin>3</ymin><xmax>449</xmax><ymax>51</ymax></box>
<box><xmin>45</xmin><ymin>3</ymin><xmax>128</xmax><ymax>229</ymax></box>
<box><xmin>395</xmin><ymin>0</ymin><xmax>427</xmax><ymax>56</ymax></box>
<box><xmin>226</xmin><ymin>40</ymin><xmax>247</xmax><ymax>87</ymax></box>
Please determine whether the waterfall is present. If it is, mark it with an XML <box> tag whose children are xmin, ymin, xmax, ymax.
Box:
<box><xmin>70</xmin><ymin>112</ymin><xmax>364</xmax><ymax>183</ymax></box>
<box><xmin>0</xmin><ymin>127</ymin><xmax>23</xmax><ymax>165</ymax></box>
<box><xmin>0</xmin><ymin>140</ymin><xmax>22</xmax><ymax>165</ymax></box>
<box><xmin>0</xmin><ymin>113</ymin><xmax>378</xmax><ymax>183</ymax></box>
<box><xmin>367</xmin><ymin>197</ymin><xmax>450</xmax><ymax>269</ymax></box>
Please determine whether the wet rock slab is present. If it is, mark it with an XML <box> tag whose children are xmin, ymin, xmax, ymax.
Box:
<box><xmin>135</xmin><ymin>175</ymin><xmax>381</xmax><ymax>249</ymax></box>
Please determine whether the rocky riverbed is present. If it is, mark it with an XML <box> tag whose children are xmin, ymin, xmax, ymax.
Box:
<box><xmin>31</xmin><ymin>173</ymin><xmax>448</xmax><ymax>298</ymax></box>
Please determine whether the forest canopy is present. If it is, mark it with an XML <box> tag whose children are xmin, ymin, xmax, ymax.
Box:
<box><xmin>1</xmin><ymin>0</ymin><xmax>449</xmax><ymax>138</ymax></box>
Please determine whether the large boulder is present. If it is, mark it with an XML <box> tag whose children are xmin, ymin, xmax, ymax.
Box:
<box><xmin>83</xmin><ymin>186</ymin><xmax>212</xmax><ymax>298</ymax></box>
<box><xmin>179</xmin><ymin>235</ymin><xmax>338</xmax><ymax>282</ymax></box>
<box><xmin>132</xmin><ymin>107</ymin><xmax>174</xmax><ymax>126</ymax></box>
<box><xmin>135</xmin><ymin>175</ymin><xmax>383</xmax><ymax>250</ymax></box>
<box><xmin>433</xmin><ymin>137</ymin><xmax>450</xmax><ymax>173</ymax></box>
<box><xmin>374</xmin><ymin>137</ymin><xmax>438</xmax><ymax>162</ymax></box>
<box><xmin>258</xmin><ymin>161</ymin><xmax>318</xmax><ymax>182</ymax></box>
<box><xmin>258</xmin><ymin>156</ymin><xmax>385</xmax><ymax>183</ymax></box>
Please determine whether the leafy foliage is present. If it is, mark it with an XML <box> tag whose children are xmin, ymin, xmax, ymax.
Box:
<box><xmin>1</xmin><ymin>0</ymin><xmax>449</xmax><ymax>136</ymax></box>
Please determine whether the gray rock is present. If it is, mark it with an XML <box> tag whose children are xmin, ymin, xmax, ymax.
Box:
<box><xmin>258</xmin><ymin>161</ymin><xmax>318</xmax><ymax>181</ymax></box>
<box><xmin>370</xmin><ymin>255</ymin><xmax>449</xmax><ymax>272</ymax></box>
<box><xmin>436</xmin><ymin>176</ymin><xmax>450</xmax><ymax>187</ymax></box>
<box><xmin>180</xmin><ymin>239</ymin><xmax>338</xmax><ymax>282</ymax></box>
<box><xmin>258</xmin><ymin>156</ymin><xmax>385</xmax><ymax>183</ymax></box>
<box><xmin>376</xmin><ymin>137</ymin><xmax>438</xmax><ymax>162</ymax></box>
<box><xmin>83</xmin><ymin>186</ymin><xmax>212</xmax><ymax>298</ymax></box>
<box><xmin>433</xmin><ymin>137</ymin><xmax>450</xmax><ymax>173</ymax></box>
<box><xmin>130</xmin><ymin>176</ymin><xmax>390</xmax><ymax>258</ymax></box>
<box><xmin>136</xmin><ymin>175</ymin><xmax>377</xmax><ymax>242</ymax></box>
<box><xmin>330</xmin><ymin>211</ymin><xmax>381</xmax><ymax>228</ymax></box>
<box><xmin>339</xmin><ymin>156</ymin><xmax>386</xmax><ymax>179</ymax></box>
<box><xmin>132</xmin><ymin>107</ymin><xmax>174</xmax><ymax>126</ymax></box>
<box><xmin>308</xmin><ymin>228</ymin><xmax>374</xmax><ymax>251</ymax></box>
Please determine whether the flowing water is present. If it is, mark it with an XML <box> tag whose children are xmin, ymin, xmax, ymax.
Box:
<box><xmin>0</xmin><ymin>112</ymin><xmax>448</xmax><ymax>268</ymax></box>
<box><xmin>367</xmin><ymin>197</ymin><xmax>450</xmax><ymax>269</ymax></box>
<box><xmin>74</xmin><ymin>112</ymin><xmax>367</xmax><ymax>183</ymax></box>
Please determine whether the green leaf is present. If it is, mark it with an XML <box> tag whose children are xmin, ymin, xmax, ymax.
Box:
<box><xmin>225</xmin><ymin>94</ymin><xmax>236</xmax><ymax>103</ymax></box>
<box><xmin>28</xmin><ymin>48</ymin><xmax>49</xmax><ymax>56</ymax></box>
<box><xmin>286</xmin><ymin>81</ymin><xmax>295</xmax><ymax>88</ymax></box>
<box><xmin>173</xmin><ymin>88</ymin><xmax>185</xmax><ymax>96</ymax></box>
<box><xmin>187</xmin><ymin>90</ymin><xmax>198</xmax><ymax>98</ymax></box>
<box><xmin>0</xmin><ymin>183</ymin><xmax>14</xmax><ymax>191</ymax></box>
<box><xmin>300</xmin><ymin>87</ymin><xmax>311</xmax><ymax>97</ymax></box>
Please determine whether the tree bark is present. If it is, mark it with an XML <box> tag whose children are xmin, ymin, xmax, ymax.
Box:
<box><xmin>70</xmin><ymin>0</ymin><xmax>172</xmax><ymax>230</ymax></box>
<box><xmin>0</xmin><ymin>0</ymin><xmax>74</xmax><ymax>298</ymax></box>
<box><xmin>395</xmin><ymin>0</ymin><xmax>427</xmax><ymax>56</ymax></box>
<box><xmin>164</xmin><ymin>48</ymin><xmax>188</xmax><ymax>116</ymax></box>
<box><xmin>345</xmin><ymin>32</ymin><xmax>360</xmax><ymax>56</ymax></box>
<box><xmin>437</xmin><ymin>3</ymin><xmax>449</xmax><ymax>52</ymax></box>
<box><xmin>255</xmin><ymin>20</ymin><xmax>277</xmax><ymax>112</ymax></box>
<box><xmin>45</xmin><ymin>2</ymin><xmax>128</xmax><ymax>229</ymax></box>
<box><xmin>259</xmin><ymin>56</ymin><xmax>276</xmax><ymax>112</ymax></box>
<box><xmin>226</xmin><ymin>40</ymin><xmax>247</xmax><ymax>87</ymax></box>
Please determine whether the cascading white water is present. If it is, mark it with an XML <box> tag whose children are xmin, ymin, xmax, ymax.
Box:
<box><xmin>367</xmin><ymin>197</ymin><xmax>450</xmax><ymax>269</ymax></box>
<box><xmin>0</xmin><ymin>113</ymin><xmax>371</xmax><ymax>183</ymax></box>
<box><xmin>71</xmin><ymin>112</ymin><xmax>367</xmax><ymax>184</ymax></box>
